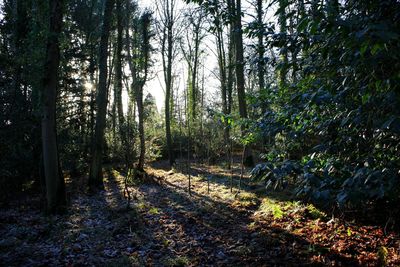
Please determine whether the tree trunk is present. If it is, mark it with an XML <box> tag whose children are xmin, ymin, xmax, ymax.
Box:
<box><xmin>232</xmin><ymin>0</ymin><xmax>253</xmax><ymax>166</ymax></box>
<box><xmin>165</xmin><ymin>21</ymin><xmax>175</xmax><ymax>167</ymax></box>
<box><xmin>89</xmin><ymin>0</ymin><xmax>115</xmax><ymax>189</ymax></box>
<box><xmin>278</xmin><ymin>0</ymin><xmax>288</xmax><ymax>88</ymax></box>
<box><xmin>214</xmin><ymin>13</ymin><xmax>231</xmax><ymax>168</ymax></box>
<box><xmin>256</xmin><ymin>0</ymin><xmax>265</xmax><ymax>98</ymax></box>
<box><xmin>136</xmin><ymin>85</ymin><xmax>145</xmax><ymax>170</ymax></box>
<box><xmin>137</xmin><ymin>13</ymin><xmax>151</xmax><ymax>171</ymax></box>
<box><xmin>41</xmin><ymin>0</ymin><xmax>66</xmax><ymax>213</ymax></box>
<box><xmin>190</xmin><ymin>15</ymin><xmax>202</xmax><ymax>121</ymax></box>
<box><xmin>115</xmin><ymin>0</ymin><xmax>124</xmax><ymax>131</ymax></box>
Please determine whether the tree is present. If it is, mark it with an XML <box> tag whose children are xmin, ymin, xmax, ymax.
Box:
<box><xmin>231</xmin><ymin>0</ymin><xmax>253</xmax><ymax>166</ymax></box>
<box><xmin>156</xmin><ymin>0</ymin><xmax>181</xmax><ymax>167</ymax></box>
<box><xmin>88</xmin><ymin>0</ymin><xmax>115</xmax><ymax>189</ymax></box>
<box><xmin>127</xmin><ymin>10</ymin><xmax>152</xmax><ymax>171</ymax></box>
<box><xmin>278</xmin><ymin>0</ymin><xmax>288</xmax><ymax>88</ymax></box>
<box><xmin>115</xmin><ymin>0</ymin><xmax>125</xmax><ymax>140</ymax></box>
<box><xmin>209</xmin><ymin>1</ymin><xmax>234</xmax><ymax>167</ymax></box>
<box><xmin>181</xmin><ymin>7</ymin><xmax>206</xmax><ymax>121</ymax></box>
<box><xmin>41</xmin><ymin>0</ymin><xmax>66</xmax><ymax>212</ymax></box>
<box><xmin>256</xmin><ymin>0</ymin><xmax>265</xmax><ymax>95</ymax></box>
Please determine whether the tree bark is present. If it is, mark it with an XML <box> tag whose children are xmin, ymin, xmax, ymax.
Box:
<box><xmin>214</xmin><ymin>9</ymin><xmax>232</xmax><ymax>167</ymax></box>
<box><xmin>136</xmin><ymin>13</ymin><xmax>151</xmax><ymax>171</ymax></box>
<box><xmin>160</xmin><ymin>0</ymin><xmax>176</xmax><ymax>167</ymax></box>
<box><xmin>278</xmin><ymin>0</ymin><xmax>288</xmax><ymax>88</ymax></box>
<box><xmin>256</xmin><ymin>0</ymin><xmax>265</xmax><ymax>96</ymax></box>
<box><xmin>189</xmin><ymin>12</ymin><xmax>203</xmax><ymax>121</ymax></box>
<box><xmin>232</xmin><ymin>0</ymin><xmax>253</xmax><ymax>166</ymax></box>
<box><xmin>115</xmin><ymin>0</ymin><xmax>124</xmax><ymax>131</ymax></box>
<box><xmin>89</xmin><ymin>0</ymin><xmax>115</xmax><ymax>189</ymax></box>
<box><xmin>41</xmin><ymin>0</ymin><xmax>66</xmax><ymax>213</ymax></box>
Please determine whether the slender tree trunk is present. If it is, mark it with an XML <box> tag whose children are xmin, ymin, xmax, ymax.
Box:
<box><xmin>138</xmin><ymin>13</ymin><xmax>151</xmax><ymax>171</ymax></box>
<box><xmin>200</xmin><ymin>63</ymin><xmax>205</xmax><ymax>159</ymax></box>
<box><xmin>11</xmin><ymin>0</ymin><xmax>23</xmax><ymax>114</ymax></box>
<box><xmin>190</xmin><ymin>16</ymin><xmax>202</xmax><ymax>121</ymax></box>
<box><xmin>41</xmin><ymin>0</ymin><xmax>66</xmax><ymax>212</ymax></box>
<box><xmin>278</xmin><ymin>0</ymin><xmax>288</xmax><ymax>88</ymax></box>
<box><xmin>136</xmin><ymin>84</ymin><xmax>145</xmax><ymax>170</ymax></box>
<box><xmin>233</xmin><ymin>0</ymin><xmax>247</xmax><ymax>119</ymax></box>
<box><xmin>256</xmin><ymin>0</ymin><xmax>265</xmax><ymax>99</ymax></box>
<box><xmin>214</xmin><ymin>18</ymin><xmax>232</xmax><ymax>168</ymax></box>
<box><xmin>227</xmin><ymin>1</ymin><xmax>234</xmax><ymax>117</ymax></box>
<box><xmin>89</xmin><ymin>0</ymin><xmax>115</xmax><ymax>189</ymax></box>
<box><xmin>165</xmin><ymin>22</ymin><xmax>175</xmax><ymax>167</ymax></box>
<box><xmin>115</xmin><ymin>0</ymin><xmax>124</xmax><ymax>131</ymax></box>
<box><xmin>233</xmin><ymin>0</ymin><xmax>253</xmax><ymax>166</ymax></box>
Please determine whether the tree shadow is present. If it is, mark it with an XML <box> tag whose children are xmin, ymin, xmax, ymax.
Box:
<box><xmin>0</xmin><ymin>164</ymin><xmax>364</xmax><ymax>266</ymax></box>
<box><xmin>134</xmin><ymin>168</ymin><xmax>360</xmax><ymax>266</ymax></box>
<box><xmin>44</xmin><ymin>168</ymin><xmax>147</xmax><ymax>266</ymax></box>
<box><xmin>150</xmin><ymin>159</ymin><xmax>255</xmax><ymax>192</ymax></box>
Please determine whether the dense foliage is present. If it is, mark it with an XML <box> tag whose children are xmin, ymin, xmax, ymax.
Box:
<box><xmin>250</xmin><ymin>0</ymin><xmax>400</xmax><ymax>216</ymax></box>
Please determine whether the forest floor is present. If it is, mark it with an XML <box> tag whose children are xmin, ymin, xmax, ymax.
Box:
<box><xmin>0</xmin><ymin>160</ymin><xmax>399</xmax><ymax>266</ymax></box>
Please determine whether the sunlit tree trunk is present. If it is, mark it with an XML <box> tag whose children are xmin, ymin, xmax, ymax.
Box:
<box><xmin>89</xmin><ymin>0</ymin><xmax>115</xmax><ymax>189</ymax></box>
<box><xmin>213</xmin><ymin>7</ymin><xmax>232</xmax><ymax>168</ymax></box>
<box><xmin>158</xmin><ymin>0</ymin><xmax>177</xmax><ymax>167</ymax></box>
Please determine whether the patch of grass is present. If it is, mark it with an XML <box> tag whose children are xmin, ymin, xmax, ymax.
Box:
<box><xmin>233</xmin><ymin>192</ymin><xmax>259</xmax><ymax>208</ymax></box>
<box><xmin>306</xmin><ymin>204</ymin><xmax>327</xmax><ymax>220</ymax></box>
<box><xmin>257</xmin><ymin>197</ymin><xmax>328</xmax><ymax>221</ymax></box>
<box><xmin>272</xmin><ymin>205</ymin><xmax>284</xmax><ymax>219</ymax></box>
<box><xmin>258</xmin><ymin>198</ymin><xmax>286</xmax><ymax>219</ymax></box>
<box><xmin>210</xmin><ymin>187</ymin><xmax>234</xmax><ymax>201</ymax></box>
<box><xmin>136</xmin><ymin>201</ymin><xmax>147</xmax><ymax>211</ymax></box>
<box><xmin>247</xmin><ymin>221</ymin><xmax>257</xmax><ymax>230</ymax></box>
<box><xmin>238</xmin><ymin>192</ymin><xmax>258</xmax><ymax>201</ymax></box>
<box><xmin>148</xmin><ymin>207</ymin><xmax>159</xmax><ymax>215</ymax></box>
<box><xmin>162</xmin><ymin>256</ymin><xmax>190</xmax><ymax>267</ymax></box>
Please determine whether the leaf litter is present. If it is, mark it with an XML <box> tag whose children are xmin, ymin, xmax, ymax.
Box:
<box><xmin>0</xmin><ymin>161</ymin><xmax>399</xmax><ymax>266</ymax></box>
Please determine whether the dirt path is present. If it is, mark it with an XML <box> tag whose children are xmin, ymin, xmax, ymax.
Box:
<box><xmin>0</xmin><ymin>161</ymin><xmax>399</xmax><ymax>266</ymax></box>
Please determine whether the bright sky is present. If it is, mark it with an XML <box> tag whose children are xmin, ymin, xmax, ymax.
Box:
<box><xmin>0</xmin><ymin>0</ymin><xmax>4</xmax><ymax>19</ymax></box>
<box><xmin>137</xmin><ymin>0</ymin><xmax>277</xmax><ymax>112</ymax></box>
<box><xmin>137</xmin><ymin>0</ymin><xmax>220</xmax><ymax>113</ymax></box>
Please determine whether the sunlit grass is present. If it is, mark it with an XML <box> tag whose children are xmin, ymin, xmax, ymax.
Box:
<box><xmin>256</xmin><ymin>197</ymin><xmax>327</xmax><ymax>221</ymax></box>
<box><xmin>162</xmin><ymin>256</ymin><xmax>190</xmax><ymax>267</ymax></box>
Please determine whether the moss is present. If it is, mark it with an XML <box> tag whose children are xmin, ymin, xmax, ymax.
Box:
<box><xmin>306</xmin><ymin>204</ymin><xmax>327</xmax><ymax>220</ymax></box>
<box><xmin>148</xmin><ymin>207</ymin><xmax>159</xmax><ymax>215</ymax></box>
<box><xmin>162</xmin><ymin>256</ymin><xmax>190</xmax><ymax>267</ymax></box>
<box><xmin>258</xmin><ymin>198</ymin><xmax>286</xmax><ymax>219</ymax></box>
<box><xmin>233</xmin><ymin>192</ymin><xmax>259</xmax><ymax>208</ymax></box>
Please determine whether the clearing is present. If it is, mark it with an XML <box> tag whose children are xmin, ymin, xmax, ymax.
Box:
<box><xmin>0</xmin><ymin>160</ymin><xmax>399</xmax><ymax>266</ymax></box>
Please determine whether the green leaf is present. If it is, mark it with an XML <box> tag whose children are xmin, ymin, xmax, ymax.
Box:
<box><xmin>360</xmin><ymin>41</ymin><xmax>369</xmax><ymax>56</ymax></box>
<box><xmin>347</xmin><ymin>228</ymin><xmax>352</xmax><ymax>237</ymax></box>
<box><xmin>371</xmin><ymin>43</ymin><xmax>382</xmax><ymax>55</ymax></box>
<box><xmin>297</xmin><ymin>17</ymin><xmax>309</xmax><ymax>32</ymax></box>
